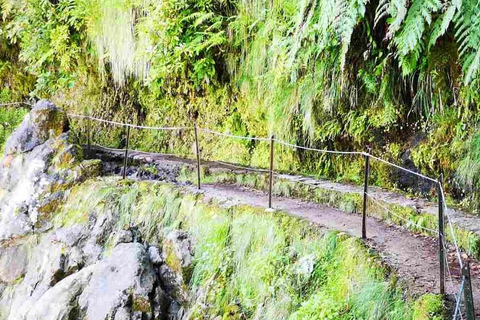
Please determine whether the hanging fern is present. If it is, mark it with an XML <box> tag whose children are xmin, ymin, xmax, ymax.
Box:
<box><xmin>428</xmin><ymin>0</ymin><xmax>461</xmax><ymax>50</ymax></box>
<box><xmin>335</xmin><ymin>0</ymin><xmax>369</xmax><ymax>70</ymax></box>
<box><xmin>393</xmin><ymin>0</ymin><xmax>442</xmax><ymax>74</ymax></box>
<box><xmin>455</xmin><ymin>0</ymin><xmax>480</xmax><ymax>84</ymax></box>
<box><xmin>374</xmin><ymin>0</ymin><xmax>408</xmax><ymax>38</ymax></box>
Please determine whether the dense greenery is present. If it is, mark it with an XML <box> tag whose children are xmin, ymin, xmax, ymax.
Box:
<box><xmin>57</xmin><ymin>178</ymin><xmax>445</xmax><ymax>319</ymax></box>
<box><xmin>0</xmin><ymin>107</ymin><xmax>27</xmax><ymax>156</ymax></box>
<box><xmin>2</xmin><ymin>0</ymin><xmax>480</xmax><ymax>210</ymax></box>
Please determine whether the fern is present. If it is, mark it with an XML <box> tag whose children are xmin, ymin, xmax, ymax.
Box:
<box><xmin>375</xmin><ymin>0</ymin><xmax>408</xmax><ymax>38</ymax></box>
<box><xmin>454</xmin><ymin>0</ymin><xmax>480</xmax><ymax>83</ymax></box>
<box><xmin>394</xmin><ymin>0</ymin><xmax>441</xmax><ymax>74</ymax></box>
<box><xmin>428</xmin><ymin>0</ymin><xmax>461</xmax><ymax>50</ymax></box>
<box><xmin>395</xmin><ymin>0</ymin><xmax>442</xmax><ymax>55</ymax></box>
<box><xmin>335</xmin><ymin>0</ymin><xmax>369</xmax><ymax>70</ymax></box>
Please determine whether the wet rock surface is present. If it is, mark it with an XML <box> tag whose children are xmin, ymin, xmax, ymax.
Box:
<box><xmin>0</xmin><ymin>100</ymin><xmax>99</xmax><ymax>241</ymax></box>
<box><xmin>0</xmin><ymin>102</ymin><xmax>189</xmax><ymax>320</ymax></box>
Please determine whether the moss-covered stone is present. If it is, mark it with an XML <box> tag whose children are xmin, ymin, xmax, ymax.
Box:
<box><xmin>132</xmin><ymin>295</ymin><xmax>151</xmax><ymax>313</ymax></box>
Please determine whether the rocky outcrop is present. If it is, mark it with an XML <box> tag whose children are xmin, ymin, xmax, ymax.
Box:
<box><xmin>0</xmin><ymin>100</ymin><xmax>99</xmax><ymax>240</ymax></box>
<box><xmin>0</xmin><ymin>101</ymin><xmax>192</xmax><ymax>320</ymax></box>
<box><xmin>78</xmin><ymin>243</ymin><xmax>156</xmax><ymax>319</ymax></box>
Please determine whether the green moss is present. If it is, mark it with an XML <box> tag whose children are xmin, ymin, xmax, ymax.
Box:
<box><xmin>164</xmin><ymin>240</ymin><xmax>182</xmax><ymax>274</ymax></box>
<box><xmin>32</xmin><ymin>107</ymin><xmax>67</xmax><ymax>140</ymax></box>
<box><xmin>412</xmin><ymin>294</ymin><xmax>445</xmax><ymax>320</ymax></box>
<box><xmin>132</xmin><ymin>296</ymin><xmax>151</xmax><ymax>313</ymax></box>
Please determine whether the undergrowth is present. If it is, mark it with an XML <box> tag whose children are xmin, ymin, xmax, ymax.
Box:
<box><xmin>0</xmin><ymin>107</ymin><xmax>27</xmax><ymax>156</ymax></box>
<box><xmin>55</xmin><ymin>178</ymin><xmax>445</xmax><ymax>319</ymax></box>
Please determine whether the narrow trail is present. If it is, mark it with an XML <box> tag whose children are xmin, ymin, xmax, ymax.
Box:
<box><xmin>89</xmin><ymin>145</ymin><xmax>480</xmax><ymax>316</ymax></box>
<box><xmin>194</xmin><ymin>184</ymin><xmax>473</xmax><ymax>293</ymax></box>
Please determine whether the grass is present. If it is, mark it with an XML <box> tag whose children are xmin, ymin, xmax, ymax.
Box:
<box><xmin>55</xmin><ymin>178</ymin><xmax>446</xmax><ymax>319</ymax></box>
<box><xmin>179</xmin><ymin>166</ymin><xmax>480</xmax><ymax>259</ymax></box>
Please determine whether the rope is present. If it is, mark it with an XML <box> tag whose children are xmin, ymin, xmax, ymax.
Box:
<box><xmin>208</xmin><ymin>159</ymin><xmax>272</xmax><ymax>174</ymax></box>
<box><xmin>366</xmin><ymin>193</ymin><xmax>437</xmax><ymax>234</ymax></box>
<box><xmin>443</xmin><ymin>240</ymin><xmax>465</xmax><ymax>320</ymax></box>
<box><xmin>91</xmin><ymin>145</ymin><xmax>187</xmax><ymax>159</ymax></box>
<box><xmin>439</xmin><ymin>184</ymin><xmax>464</xmax><ymax>270</ymax></box>
<box><xmin>68</xmin><ymin>114</ymin><xmax>192</xmax><ymax>131</ymax></box>
<box><xmin>0</xmin><ymin>102</ymin><xmax>33</xmax><ymax>108</ymax></box>
<box><xmin>369</xmin><ymin>154</ymin><xmax>439</xmax><ymax>184</ymax></box>
<box><xmin>454</xmin><ymin>276</ymin><xmax>466</xmax><ymax>320</ymax></box>
<box><xmin>199</xmin><ymin>128</ymin><xmax>270</xmax><ymax>142</ymax></box>
<box><xmin>274</xmin><ymin>139</ymin><xmax>366</xmax><ymax>156</ymax></box>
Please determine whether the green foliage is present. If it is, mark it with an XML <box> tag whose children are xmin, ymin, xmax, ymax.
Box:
<box><xmin>58</xmin><ymin>179</ymin><xmax>443</xmax><ymax>320</ymax></box>
<box><xmin>1</xmin><ymin>0</ymin><xmax>88</xmax><ymax>95</ymax></box>
<box><xmin>4</xmin><ymin>0</ymin><xmax>480</xmax><ymax>211</ymax></box>
<box><xmin>0</xmin><ymin>106</ymin><xmax>27</xmax><ymax>156</ymax></box>
<box><xmin>412</xmin><ymin>294</ymin><xmax>445</xmax><ymax>320</ymax></box>
<box><xmin>455</xmin><ymin>0</ymin><xmax>480</xmax><ymax>84</ymax></box>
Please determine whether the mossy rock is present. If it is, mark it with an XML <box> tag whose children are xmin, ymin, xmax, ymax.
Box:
<box><xmin>133</xmin><ymin>295</ymin><xmax>151</xmax><ymax>313</ymax></box>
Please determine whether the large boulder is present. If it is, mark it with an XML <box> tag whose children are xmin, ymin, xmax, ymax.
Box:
<box><xmin>78</xmin><ymin>243</ymin><xmax>157</xmax><ymax>319</ymax></box>
<box><xmin>3</xmin><ymin>100</ymin><xmax>68</xmax><ymax>156</ymax></box>
<box><xmin>0</xmin><ymin>100</ymin><xmax>100</xmax><ymax>240</ymax></box>
<box><xmin>0</xmin><ymin>101</ymin><xmax>183</xmax><ymax>320</ymax></box>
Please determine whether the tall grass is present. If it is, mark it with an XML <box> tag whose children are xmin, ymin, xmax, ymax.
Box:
<box><xmin>56</xmin><ymin>179</ymin><xmax>445</xmax><ymax>319</ymax></box>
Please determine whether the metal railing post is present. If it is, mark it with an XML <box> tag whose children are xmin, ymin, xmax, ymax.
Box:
<box><xmin>194</xmin><ymin>124</ymin><xmax>201</xmax><ymax>190</ymax></box>
<box><xmin>463</xmin><ymin>261</ymin><xmax>476</xmax><ymax>320</ymax></box>
<box><xmin>122</xmin><ymin>125</ymin><xmax>131</xmax><ymax>180</ymax></box>
<box><xmin>438</xmin><ymin>174</ymin><xmax>446</xmax><ymax>295</ymax></box>
<box><xmin>268</xmin><ymin>135</ymin><xmax>275</xmax><ymax>209</ymax></box>
<box><xmin>362</xmin><ymin>151</ymin><xmax>370</xmax><ymax>240</ymax></box>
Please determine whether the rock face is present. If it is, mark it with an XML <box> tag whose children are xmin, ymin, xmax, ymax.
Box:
<box><xmin>0</xmin><ymin>100</ymin><xmax>95</xmax><ymax>240</ymax></box>
<box><xmin>0</xmin><ymin>101</ymin><xmax>191</xmax><ymax>320</ymax></box>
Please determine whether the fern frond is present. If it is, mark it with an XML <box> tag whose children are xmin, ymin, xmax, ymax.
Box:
<box><xmin>454</xmin><ymin>0</ymin><xmax>480</xmax><ymax>83</ymax></box>
<box><xmin>374</xmin><ymin>0</ymin><xmax>408</xmax><ymax>37</ymax></box>
<box><xmin>428</xmin><ymin>0</ymin><xmax>461</xmax><ymax>50</ymax></box>
<box><xmin>335</xmin><ymin>0</ymin><xmax>369</xmax><ymax>70</ymax></box>
<box><xmin>374</xmin><ymin>0</ymin><xmax>390</xmax><ymax>27</ymax></box>
<box><xmin>182</xmin><ymin>12</ymin><xmax>215</xmax><ymax>27</ymax></box>
<box><xmin>395</xmin><ymin>0</ymin><xmax>442</xmax><ymax>56</ymax></box>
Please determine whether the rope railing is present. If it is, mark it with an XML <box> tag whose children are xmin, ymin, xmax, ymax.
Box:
<box><xmin>200</xmin><ymin>127</ymin><xmax>270</xmax><ymax>142</ymax></box>
<box><xmin>454</xmin><ymin>277</ymin><xmax>466</xmax><ymax>320</ymax></box>
<box><xmin>366</xmin><ymin>193</ymin><xmax>438</xmax><ymax>234</ymax></box>
<box><xmin>69</xmin><ymin>114</ymin><xmax>192</xmax><ymax>131</ymax></box>
<box><xmin>369</xmin><ymin>154</ymin><xmax>439</xmax><ymax>184</ymax></box>
<box><xmin>6</xmin><ymin>103</ymin><xmax>475</xmax><ymax>318</ymax></box>
<box><xmin>0</xmin><ymin>102</ymin><xmax>33</xmax><ymax>108</ymax></box>
<box><xmin>274</xmin><ymin>139</ymin><xmax>366</xmax><ymax>156</ymax></box>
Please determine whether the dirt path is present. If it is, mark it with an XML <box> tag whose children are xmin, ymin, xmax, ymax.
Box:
<box><xmin>89</xmin><ymin>145</ymin><xmax>480</xmax><ymax>315</ymax></box>
<box><xmin>193</xmin><ymin>183</ymin><xmax>480</xmax><ymax>316</ymax></box>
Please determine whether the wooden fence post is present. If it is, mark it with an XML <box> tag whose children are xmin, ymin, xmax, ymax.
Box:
<box><xmin>268</xmin><ymin>135</ymin><xmax>275</xmax><ymax>209</ymax></box>
<box><xmin>438</xmin><ymin>174</ymin><xmax>446</xmax><ymax>295</ymax></box>
<box><xmin>122</xmin><ymin>125</ymin><xmax>131</xmax><ymax>180</ymax></box>
<box><xmin>362</xmin><ymin>151</ymin><xmax>370</xmax><ymax>240</ymax></box>
<box><xmin>194</xmin><ymin>124</ymin><xmax>201</xmax><ymax>190</ymax></box>
<box><xmin>463</xmin><ymin>261</ymin><xmax>476</xmax><ymax>320</ymax></box>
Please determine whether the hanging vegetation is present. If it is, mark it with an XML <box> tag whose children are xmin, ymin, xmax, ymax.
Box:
<box><xmin>2</xmin><ymin>0</ymin><xmax>480</xmax><ymax>210</ymax></box>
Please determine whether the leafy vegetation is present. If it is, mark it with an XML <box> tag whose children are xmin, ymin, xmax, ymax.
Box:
<box><xmin>0</xmin><ymin>106</ymin><xmax>27</xmax><ymax>156</ymax></box>
<box><xmin>57</xmin><ymin>178</ymin><xmax>445</xmax><ymax>319</ymax></box>
<box><xmin>2</xmin><ymin>0</ymin><xmax>480</xmax><ymax>210</ymax></box>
